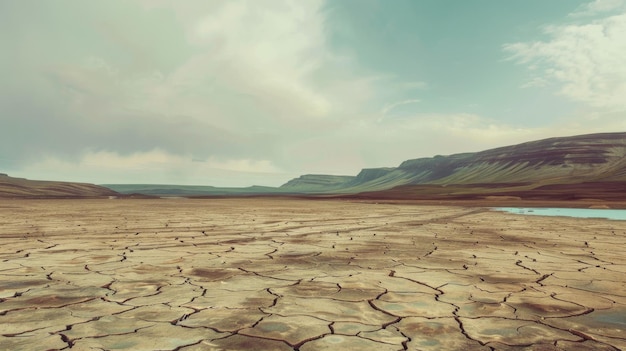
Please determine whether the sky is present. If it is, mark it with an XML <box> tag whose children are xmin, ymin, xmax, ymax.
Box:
<box><xmin>1</xmin><ymin>0</ymin><xmax>625</xmax><ymax>187</ymax></box>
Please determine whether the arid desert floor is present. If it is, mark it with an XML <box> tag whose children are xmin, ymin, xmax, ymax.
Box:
<box><xmin>1</xmin><ymin>198</ymin><xmax>625</xmax><ymax>350</ymax></box>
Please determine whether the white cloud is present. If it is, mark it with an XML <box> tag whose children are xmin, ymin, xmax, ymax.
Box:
<box><xmin>569</xmin><ymin>0</ymin><xmax>625</xmax><ymax>17</ymax></box>
<box><xmin>150</xmin><ymin>0</ymin><xmax>335</xmax><ymax>124</ymax></box>
<box><xmin>519</xmin><ymin>77</ymin><xmax>549</xmax><ymax>89</ymax></box>
<box><xmin>17</xmin><ymin>150</ymin><xmax>288</xmax><ymax>186</ymax></box>
<box><xmin>504</xmin><ymin>11</ymin><xmax>626</xmax><ymax>111</ymax></box>
<box><xmin>2</xmin><ymin>0</ymin><xmax>372</xmax><ymax>179</ymax></box>
<box><xmin>381</xmin><ymin>99</ymin><xmax>421</xmax><ymax>115</ymax></box>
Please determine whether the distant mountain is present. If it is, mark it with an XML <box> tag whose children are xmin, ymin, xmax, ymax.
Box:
<box><xmin>0</xmin><ymin>174</ymin><xmax>118</xmax><ymax>198</ymax></box>
<box><xmin>279</xmin><ymin>132</ymin><xmax>626</xmax><ymax>194</ymax></box>
<box><xmin>100</xmin><ymin>132</ymin><xmax>626</xmax><ymax>199</ymax></box>
<box><xmin>103</xmin><ymin>184</ymin><xmax>282</xmax><ymax>197</ymax></box>
<box><xmin>279</xmin><ymin>174</ymin><xmax>356</xmax><ymax>192</ymax></box>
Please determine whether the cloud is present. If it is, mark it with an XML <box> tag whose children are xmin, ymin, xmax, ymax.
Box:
<box><xmin>4</xmin><ymin>0</ymin><xmax>622</xmax><ymax>187</ymax></box>
<box><xmin>0</xmin><ymin>2</ymin><xmax>337</xmax><ymax>169</ymax></box>
<box><xmin>17</xmin><ymin>150</ymin><xmax>289</xmax><ymax>186</ymax></box>
<box><xmin>183</xmin><ymin>0</ymin><xmax>333</xmax><ymax>120</ymax></box>
<box><xmin>504</xmin><ymin>10</ymin><xmax>626</xmax><ymax>111</ymax></box>
<box><xmin>519</xmin><ymin>77</ymin><xmax>549</xmax><ymax>89</ymax></box>
<box><xmin>569</xmin><ymin>0</ymin><xmax>625</xmax><ymax>17</ymax></box>
<box><xmin>0</xmin><ymin>1</ymin><xmax>396</xmax><ymax>167</ymax></box>
<box><xmin>381</xmin><ymin>99</ymin><xmax>421</xmax><ymax>115</ymax></box>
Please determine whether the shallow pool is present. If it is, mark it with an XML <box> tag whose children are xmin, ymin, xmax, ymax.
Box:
<box><xmin>494</xmin><ymin>207</ymin><xmax>626</xmax><ymax>221</ymax></box>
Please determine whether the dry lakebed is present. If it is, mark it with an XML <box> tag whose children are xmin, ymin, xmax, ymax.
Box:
<box><xmin>1</xmin><ymin>198</ymin><xmax>625</xmax><ymax>350</ymax></box>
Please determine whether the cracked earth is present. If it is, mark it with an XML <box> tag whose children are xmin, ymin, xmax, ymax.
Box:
<box><xmin>1</xmin><ymin>198</ymin><xmax>625</xmax><ymax>350</ymax></box>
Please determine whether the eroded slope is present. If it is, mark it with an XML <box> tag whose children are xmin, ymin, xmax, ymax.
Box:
<box><xmin>0</xmin><ymin>174</ymin><xmax>117</xmax><ymax>198</ymax></box>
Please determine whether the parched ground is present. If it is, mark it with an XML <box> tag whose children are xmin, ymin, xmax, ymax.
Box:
<box><xmin>1</xmin><ymin>198</ymin><xmax>625</xmax><ymax>351</ymax></box>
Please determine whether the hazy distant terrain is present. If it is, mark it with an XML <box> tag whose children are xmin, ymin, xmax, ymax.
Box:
<box><xmin>103</xmin><ymin>132</ymin><xmax>626</xmax><ymax>202</ymax></box>
<box><xmin>102</xmin><ymin>184</ymin><xmax>282</xmax><ymax>197</ymax></box>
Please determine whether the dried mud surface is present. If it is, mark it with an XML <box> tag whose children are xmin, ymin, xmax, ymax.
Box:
<box><xmin>1</xmin><ymin>198</ymin><xmax>625</xmax><ymax>351</ymax></box>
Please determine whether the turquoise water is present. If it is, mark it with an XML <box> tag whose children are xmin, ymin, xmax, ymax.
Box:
<box><xmin>494</xmin><ymin>207</ymin><xmax>626</xmax><ymax>221</ymax></box>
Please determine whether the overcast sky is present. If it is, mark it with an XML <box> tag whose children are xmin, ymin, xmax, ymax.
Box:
<box><xmin>2</xmin><ymin>0</ymin><xmax>625</xmax><ymax>186</ymax></box>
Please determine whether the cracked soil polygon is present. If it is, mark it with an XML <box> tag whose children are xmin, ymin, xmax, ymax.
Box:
<box><xmin>1</xmin><ymin>198</ymin><xmax>625</xmax><ymax>350</ymax></box>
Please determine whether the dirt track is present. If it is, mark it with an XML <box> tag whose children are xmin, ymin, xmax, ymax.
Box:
<box><xmin>1</xmin><ymin>198</ymin><xmax>625</xmax><ymax>350</ymax></box>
